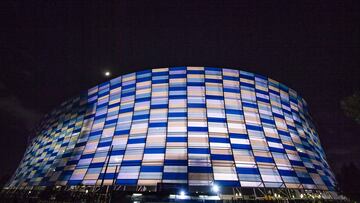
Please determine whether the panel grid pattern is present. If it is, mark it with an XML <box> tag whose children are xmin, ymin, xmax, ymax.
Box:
<box><xmin>7</xmin><ymin>67</ymin><xmax>335</xmax><ymax>191</ymax></box>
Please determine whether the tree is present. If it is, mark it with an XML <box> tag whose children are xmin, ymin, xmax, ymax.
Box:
<box><xmin>341</xmin><ymin>91</ymin><xmax>360</xmax><ymax>124</ymax></box>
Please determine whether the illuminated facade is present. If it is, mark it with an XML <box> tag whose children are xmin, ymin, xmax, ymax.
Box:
<box><xmin>7</xmin><ymin>67</ymin><xmax>336</xmax><ymax>197</ymax></box>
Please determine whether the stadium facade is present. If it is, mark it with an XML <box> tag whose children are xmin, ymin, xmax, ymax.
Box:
<box><xmin>6</xmin><ymin>67</ymin><xmax>338</xmax><ymax>200</ymax></box>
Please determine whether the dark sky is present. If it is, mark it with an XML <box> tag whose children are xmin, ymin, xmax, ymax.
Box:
<box><xmin>0</xmin><ymin>1</ymin><xmax>359</xmax><ymax>181</ymax></box>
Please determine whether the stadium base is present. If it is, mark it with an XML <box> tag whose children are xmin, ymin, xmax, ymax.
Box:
<box><xmin>1</xmin><ymin>184</ymin><xmax>346</xmax><ymax>202</ymax></box>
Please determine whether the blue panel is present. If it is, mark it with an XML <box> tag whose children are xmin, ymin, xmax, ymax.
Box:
<box><xmin>151</xmin><ymin>104</ymin><xmax>168</xmax><ymax>109</ymax></box>
<box><xmin>137</xmin><ymin>77</ymin><xmax>151</xmax><ymax>82</ymax></box>
<box><xmin>152</xmin><ymin>79</ymin><xmax>168</xmax><ymax>84</ymax></box>
<box><xmin>290</xmin><ymin>160</ymin><xmax>304</xmax><ymax>166</ymax></box>
<box><xmin>223</xmin><ymin>76</ymin><xmax>239</xmax><ymax>81</ymax></box>
<box><xmin>231</xmin><ymin>144</ymin><xmax>251</xmax><ymax>150</ymax></box>
<box><xmin>236</xmin><ymin>167</ymin><xmax>260</xmax><ymax>174</ymax></box>
<box><xmin>209</xmin><ymin>137</ymin><xmax>230</xmax><ymax>143</ymax></box>
<box><xmin>226</xmin><ymin>109</ymin><xmax>243</xmax><ymax>115</ymax></box>
<box><xmin>269</xmin><ymin>147</ymin><xmax>285</xmax><ymax>153</ymax></box>
<box><xmin>121</xmin><ymin>160</ymin><xmax>142</xmax><ymax>166</ymax></box>
<box><xmin>167</xmin><ymin>137</ymin><xmax>187</xmax><ymax>142</ymax></box>
<box><xmin>152</xmin><ymin>71</ymin><xmax>168</xmax><ymax>76</ymax></box>
<box><xmin>278</xmin><ymin>169</ymin><xmax>297</xmax><ymax>177</ymax></box>
<box><xmin>99</xmin><ymin>173</ymin><xmax>117</xmax><ymax>179</ymax></box>
<box><xmin>278</xmin><ymin>130</ymin><xmax>290</xmax><ymax>137</ymax></box>
<box><xmin>68</xmin><ymin>180</ymin><xmax>82</xmax><ymax>185</ymax></box>
<box><xmin>119</xmin><ymin>107</ymin><xmax>134</xmax><ymax>113</ymax></box>
<box><xmin>242</xmin><ymin>102</ymin><xmax>257</xmax><ymax>108</ymax></box>
<box><xmin>188</xmin><ymin>148</ymin><xmax>209</xmax><ymax>154</ymax></box>
<box><xmin>239</xmin><ymin>74</ymin><xmax>254</xmax><ymax>80</ymax></box>
<box><xmin>168</xmin><ymin>112</ymin><xmax>187</xmax><ymax>117</ymax></box>
<box><xmin>240</xmin><ymin>82</ymin><xmax>255</xmax><ymax>88</ymax></box>
<box><xmin>116</xmin><ymin>179</ymin><xmax>137</xmax><ymax>185</ymax></box>
<box><xmin>163</xmin><ymin>173</ymin><xmax>187</xmax><ymax>180</ymax></box>
<box><xmin>123</xmin><ymin>83</ymin><xmax>136</xmax><ymax>90</ymax></box>
<box><xmin>169</xmin><ymin>86</ymin><xmax>186</xmax><ymax>91</ymax></box>
<box><xmin>144</xmin><ymin>148</ymin><xmax>165</xmax><ymax>154</ymax></box>
<box><xmin>75</xmin><ymin>142</ymin><xmax>87</xmax><ymax>147</ymax></box>
<box><xmin>266</xmin><ymin>137</ymin><xmax>281</xmax><ymax>143</ymax></box>
<box><xmin>229</xmin><ymin>133</ymin><xmax>248</xmax><ymax>139</ymax></box>
<box><xmin>89</xmin><ymin>163</ymin><xmax>105</xmax><ymax>168</ymax></box>
<box><xmin>255</xmin><ymin>89</ymin><xmax>268</xmax><ymax>95</ymax></box>
<box><xmin>105</xmin><ymin>119</ymin><xmax>118</xmax><ymax>125</ymax></box>
<box><xmin>206</xmin><ymin>95</ymin><xmax>224</xmax><ymax>100</ymax></box>
<box><xmin>135</xmin><ymin>97</ymin><xmax>151</xmax><ymax>103</ymax></box>
<box><xmin>255</xmin><ymin>156</ymin><xmax>274</xmax><ymax>163</ymax></box>
<box><xmin>246</xmin><ymin>125</ymin><xmax>263</xmax><ymax>131</ymax></box>
<box><xmin>299</xmin><ymin>177</ymin><xmax>314</xmax><ymax>184</ymax></box>
<box><xmin>188</xmin><ymin>166</ymin><xmax>212</xmax><ymax>173</ymax></box>
<box><xmin>149</xmin><ymin>122</ymin><xmax>167</xmax><ymax>128</ymax></box>
<box><xmin>169</xmin><ymin>74</ymin><xmax>187</xmax><ymax>79</ymax></box>
<box><xmin>110</xmin><ymin>82</ymin><xmax>122</xmax><ymax>89</ymax></box>
<box><xmin>67</xmin><ymin>160</ymin><xmax>78</xmax><ymax>165</ymax></box>
<box><xmin>205</xmin><ymin>67</ymin><xmax>221</xmax><ymax>71</ymax></box>
<box><xmin>81</xmin><ymin>153</ymin><xmax>95</xmax><ymax>159</ymax></box>
<box><xmin>187</xmin><ymin>82</ymin><xmax>205</xmax><ymax>86</ymax></box>
<box><xmin>211</xmin><ymin>154</ymin><xmax>234</xmax><ymax>161</ymax></box>
<box><xmin>283</xmin><ymin>144</ymin><xmax>296</xmax><ymax>151</ymax></box>
<box><xmin>273</xmin><ymin>112</ymin><xmax>284</xmax><ymax>119</ymax></box>
<box><xmin>188</xmin><ymin>127</ymin><xmax>208</xmax><ymax>132</ymax></box>
<box><xmin>127</xmin><ymin>138</ymin><xmax>146</xmax><ymax>144</ymax></box>
<box><xmin>205</xmin><ymin>78</ymin><xmax>222</xmax><ymax>83</ymax></box>
<box><xmin>111</xmin><ymin>150</ymin><xmax>125</xmax><ymax>156</ymax></box>
<box><xmin>307</xmin><ymin>167</ymin><xmax>317</xmax><ymax>174</ymax></box>
<box><xmin>215</xmin><ymin>180</ymin><xmax>240</xmax><ymax>187</ymax></box>
<box><xmin>169</xmin><ymin>95</ymin><xmax>187</xmax><ymax>99</ymax></box>
<box><xmin>164</xmin><ymin>160</ymin><xmax>187</xmax><ymax>166</ymax></box>
<box><xmin>140</xmin><ymin>166</ymin><xmax>163</xmax><ymax>172</ymax></box>
<box><xmin>187</xmin><ymin>70</ymin><xmax>204</xmax><ymax>74</ymax></box>
<box><xmin>223</xmin><ymin>88</ymin><xmax>240</xmax><ymax>93</ymax></box>
<box><xmin>261</xmin><ymin>118</ymin><xmax>275</xmax><ymax>125</ymax></box>
<box><xmin>132</xmin><ymin>114</ymin><xmax>149</xmax><ymax>120</ymax></box>
<box><xmin>121</xmin><ymin>91</ymin><xmax>135</xmax><ymax>97</ymax></box>
<box><xmin>114</xmin><ymin>129</ymin><xmax>130</xmax><ymax>136</ymax></box>
<box><xmin>98</xmin><ymin>141</ymin><xmax>112</xmax><ymax>147</ymax></box>
<box><xmin>208</xmin><ymin>117</ymin><xmax>226</xmax><ymax>123</ymax></box>
<box><xmin>188</xmin><ymin>103</ymin><xmax>206</xmax><ymax>108</ymax></box>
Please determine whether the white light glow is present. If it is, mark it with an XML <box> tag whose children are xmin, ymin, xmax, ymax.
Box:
<box><xmin>180</xmin><ymin>191</ymin><xmax>185</xmax><ymax>196</ymax></box>
<box><xmin>105</xmin><ymin>71</ymin><xmax>110</xmax><ymax>76</ymax></box>
<box><xmin>212</xmin><ymin>184</ymin><xmax>220</xmax><ymax>193</ymax></box>
<box><xmin>132</xmin><ymin>193</ymin><xmax>142</xmax><ymax>197</ymax></box>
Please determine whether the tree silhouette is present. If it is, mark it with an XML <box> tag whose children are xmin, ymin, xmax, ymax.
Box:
<box><xmin>337</xmin><ymin>162</ymin><xmax>360</xmax><ymax>201</ymax></box>
<box><xmin>341</xmin><ymin>91</ymin><xmax>360</xmax><ymax>124</ymax></box>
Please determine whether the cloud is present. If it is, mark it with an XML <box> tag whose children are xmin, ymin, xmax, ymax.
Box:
<box><xmin>0</xmin><ymin>95</ymin><xmax>43</xmax><ymax>131</ymax></box>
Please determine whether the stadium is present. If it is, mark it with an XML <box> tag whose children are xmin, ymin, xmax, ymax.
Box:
<box><xmin>3</xmin><ymin>67</ymin><xmax>339</xmax><ymax>201</ymax></box>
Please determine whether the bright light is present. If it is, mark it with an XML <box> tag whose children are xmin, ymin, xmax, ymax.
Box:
<box><xmin>212</xmin><ymin>184</ymin><xmax>220</xmax><ymax>193</ymax></box>
<box><xmin>180</xmin><ymin>190</ymin><xmax>185</xmax><ymax>196</ymax></box>
<box><xmin>105</xmin><ymin>71</ymin><xmax>110</xmax><ymax>76</ymax></box>
<box><xmin>85</xmin><ymin>189</ymin><xmax>88</xmax><ymax>194</ymax></box>
<box><xmin>132</xmin><ymin>193</ymin><xmax>142</xmax><ymax>197</ymax></box>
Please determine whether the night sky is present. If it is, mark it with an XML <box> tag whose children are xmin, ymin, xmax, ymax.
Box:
<box><xmin>1</xmin><ymin>0</ymin><xmax>359</xmax><ymax>185</ymax></box>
